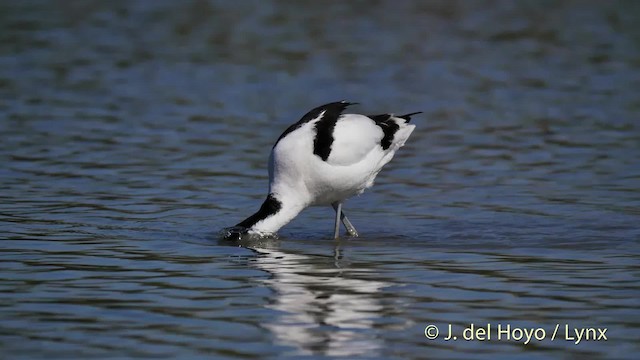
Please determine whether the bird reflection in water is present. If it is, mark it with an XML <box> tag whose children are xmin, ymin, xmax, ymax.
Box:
<box><xmin>229</xmin><ymin>237</ymin><xmax>399</xmax><ymax>357</ymax></box>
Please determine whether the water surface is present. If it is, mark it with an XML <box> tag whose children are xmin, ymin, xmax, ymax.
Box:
<box><xmin>1</xmin><ymin>1</ymin><xmax>639</xmax><ymax>359</ymax></box>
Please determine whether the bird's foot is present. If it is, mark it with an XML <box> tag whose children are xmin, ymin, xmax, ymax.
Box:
<box><xmin>345</xmin><ymin>228</ymin><xmax>359</xmax><ymax>237</ymax></box>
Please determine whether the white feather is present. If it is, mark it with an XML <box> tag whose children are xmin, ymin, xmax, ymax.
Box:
<box><xmin>326</xmin><ymin>114</ymin><xmax>384</xmax><ymax>166</ymax></box>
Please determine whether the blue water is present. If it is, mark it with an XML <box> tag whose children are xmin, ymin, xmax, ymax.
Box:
<box><xmin>1</xmin><ymin>1</ymin><xmax>639</xmax><ymax>359</ymax></box>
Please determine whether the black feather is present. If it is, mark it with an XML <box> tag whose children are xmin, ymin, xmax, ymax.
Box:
<box><xmin>368</xmin><ymin>112</ymin><xmax>421</xmax><ymax>149</ymax></box>
<box><xmin>236</xmin><ymin>193</ymin><xmax>282</xmax><ymax>229</ymax></box>
<box><xmin>274</xmin><ymin>101</ymin><xmax>355</xmax><ymax>162</ymax></box>
<box><xmin>398</xmin><ymin>111</ymin><xmax>422</xmax><ymax>122</ymax></box>
<box><xmin>274</xmin><ymin>101</ymin><xmax>356</xmax><ymax>149</ymax></box>
<box><xmin>368</xmin><ymin>114</ymin><xmax>398</xmax><ymax>150</ymax></box>
<box><xmin>313</xmin><ymin>102</ymin><xmax>356</xmax><ymax>160</ymax></box>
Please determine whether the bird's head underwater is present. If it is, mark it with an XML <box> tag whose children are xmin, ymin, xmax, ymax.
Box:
<box><xmin>220</xmin><ymin>226</ymin><xmax>278</xmax><ymax>242</ymax></box>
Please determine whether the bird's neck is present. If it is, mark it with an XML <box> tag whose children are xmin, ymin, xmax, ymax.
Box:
<box><xmin>236</xmin><ymin>193</ymin><xmax>305</xmax><ymax>234</ymax></box>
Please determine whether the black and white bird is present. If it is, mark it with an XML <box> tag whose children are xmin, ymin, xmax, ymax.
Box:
<box><xmin>230</xmin><ymin>101</ymin><xmax>419</xmax><ymax>239</ymax></box>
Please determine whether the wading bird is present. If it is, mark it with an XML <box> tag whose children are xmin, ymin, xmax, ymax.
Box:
<box><xmin>230</xmin><ymin>101</ymin><xmax>419</xmax><ymax>239</ymax></box>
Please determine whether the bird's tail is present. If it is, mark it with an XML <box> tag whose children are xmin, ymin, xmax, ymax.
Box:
<box><xmin>397</xmin><ymin>112</ymin><xmax>422</xmax><ymax>123</ymax></box>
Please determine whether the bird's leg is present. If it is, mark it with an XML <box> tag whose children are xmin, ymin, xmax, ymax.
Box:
<box><xmin>332</xmin><ymin>202</ymin><xmax>359</xmax><ymax>237</ymax></box>
<box><xmin>333</xmin><ymin>202</ymin><xmax>342</xmax><ymax>239</ymax></box>
<box><xmin>341</xmin><ymin>213</ymin><xmax>359</xmax><ymax>237</ymax></box>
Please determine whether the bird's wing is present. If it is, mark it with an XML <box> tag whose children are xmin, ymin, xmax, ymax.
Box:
<box><xmin>275</xmin><ymin>101</ymin><xmax>355</xmax><ymax>148</ymax></box>
<box><xmin>325</xmin><ymin>114</ymin><xmax>384</xmax><ymax>166</ymax></box>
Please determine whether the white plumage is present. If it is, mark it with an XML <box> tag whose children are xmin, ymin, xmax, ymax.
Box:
<box><xmin>231</xmin><ymin>101</ymin><xmax>419</xmax><ymax>239</ymax></box>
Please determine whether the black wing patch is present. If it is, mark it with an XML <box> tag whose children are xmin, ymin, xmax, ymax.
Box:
<box><xmin>369</xmin><ymin>112</ymin><xmax>421</xmax><ymax>150</ymax></box>
<box><xmin>313</xmin><ymin>102</ymin><xmax>356</xmax><ymax>161</ymax></box>
<box><xmin>368</xmin><ymin>114</ymin><xmax>399</xmax><ymax>150</ymax></box>
<box><xmin>274</xmin><ymin>101</ymin><xmax>356</xmax><ymax>161</ymax></box>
